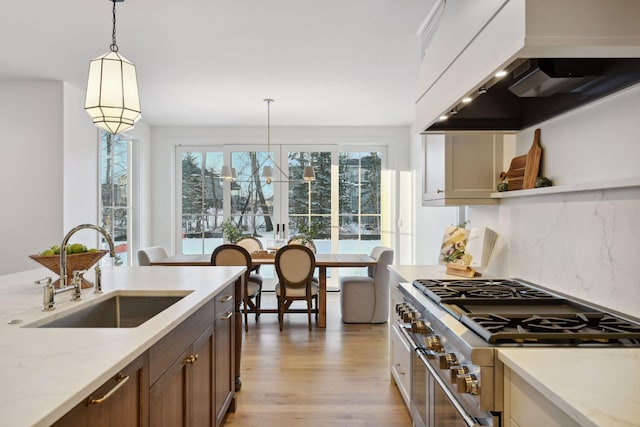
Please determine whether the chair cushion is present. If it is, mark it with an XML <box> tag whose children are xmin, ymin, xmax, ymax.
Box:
<box><xmin>275</xmin><ymin>282</ymin><xmax>319</xmax><ymax>297</ymax></box>
<box><xmin>246</xmin><ymin>281</ymin><xmax>261</xmax><ymax>298</ymax></box>
<box><xmin>249</xmin><ymin>273</ymin><xmax>263</xmax><ymax>286</ymax></box>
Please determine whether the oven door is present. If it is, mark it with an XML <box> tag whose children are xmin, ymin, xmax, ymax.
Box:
<box><xmin>415</xmin><ymin>350</ymin><xmax>498</xmax><ymax>427</ymax></box>
<box><xmin>410</xmin><ymin>349</ymin><xmax>428</xmax><ymax>427</ymax></box>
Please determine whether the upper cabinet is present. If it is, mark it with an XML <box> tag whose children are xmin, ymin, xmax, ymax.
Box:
<box><xmin>422</xmin><ymin>133</ymin><xmax>503</xmax><ymax>206</ymax></box>
<box><xmin>415</xmin><ymin>0</ymin><xmax>640</xmax><ymax>133</ymax></box>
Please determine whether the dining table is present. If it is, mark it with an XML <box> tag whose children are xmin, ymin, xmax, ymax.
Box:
<box><xmin>150</xmin><ymin>252</ymin><xmax>376</xmax><ymax>329</ymax></box>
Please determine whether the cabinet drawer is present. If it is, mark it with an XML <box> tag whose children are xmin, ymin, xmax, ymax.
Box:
<box><xmin>53</xmin><ymin>353</ymin><xmax>147</xmax><ymax>427</ymax></box>
<box><xmin>149</xmin><ymin>298</ymin><xmax>215</xmax><ymax>385</ymax></box>
<box><xmin>390</xmin><ymin>323</ymin><xmax>411</xmax><ymax>407</ymax></box>
<box><xmin>215</xmin><ymin>283</ymin><xmax>234</xmax><ymax>315</ymax></box>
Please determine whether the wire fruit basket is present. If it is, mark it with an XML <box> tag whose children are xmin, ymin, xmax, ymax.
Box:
<box><xmin>29</xmin><ymin>250</ymin><xmax>108</xmax><ymax>289</ymax></box>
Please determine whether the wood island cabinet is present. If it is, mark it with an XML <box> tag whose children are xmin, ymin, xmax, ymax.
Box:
<box><xmin>214</xmin><ymin>284</ymin><xmax>235</xmax><ymax>425</ymax></box>
<box><xmin>52</xmin><ymin>353</ymin><xmax>148</xmax><ymax>427</ymax></box>
<box><xmin>52</xmin><ymin>281</ymin><xmax>237</xmax><ymax>427</ymax></box>
<box><xmin>422</xmin><ymin>133</ymin><xmax>503</xmax><ymax>206</ymax></box>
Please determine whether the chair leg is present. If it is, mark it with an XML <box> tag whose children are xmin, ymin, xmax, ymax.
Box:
<box><xmin>243</xmin><ymin>299</ymin><xmax>249</xmax><ymax>332</ymax></box>
<box><xmin>255</xmin><ymin>290</ymin><xmax>262</xmax><ymax>322</ymax></box>
<box><xmin>307</xmin><ymin>297</ymin><xmax>312</xmax><ymax>331</ymax></box>
<box><xmin>277</xmin><ymin>296</ymin><xmax>284</xmax><ymax>332</ymax></box>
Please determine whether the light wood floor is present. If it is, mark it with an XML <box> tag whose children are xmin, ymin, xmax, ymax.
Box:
<box><xmin>224</xmin><ymin>292</ymin><xmax>412</xmax><ymax>427</ymax></box>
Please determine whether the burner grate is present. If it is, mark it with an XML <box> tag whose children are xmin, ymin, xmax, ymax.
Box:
<box><xmin>462</xmin><ymin>312</ymin><xmax>640</xmax><ymax>344</ymax></box>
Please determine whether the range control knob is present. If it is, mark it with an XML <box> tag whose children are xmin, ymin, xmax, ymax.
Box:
<box><xmin>439</xmin><ymin>353</ymin><xmax>458</xmax><ymax>369</ymax></box>
<box><xmin>411</xmin><ymin>320</ymin><xmax>432</xmax><ymax>335</ymax></box>
<box><xmin>423</xmin><ymin>335</ymin><xmax>443</xmax><ymax>352</ymax></box>
<box><xmin>456</xmin><ymin>373</ymin><xmax>480</xmax><ymax>395</ymax></box>
<box><xmin>450</xmin><ymin>365</ymin><xmax>469</xmax><ymax>383</ymax></box>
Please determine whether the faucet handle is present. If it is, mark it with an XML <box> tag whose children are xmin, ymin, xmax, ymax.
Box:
<box><xmin>35</xmin><ymin>277</ymin><xmax>55</xmax><ymax>311</ymax></box>
<box><xmin>34</xmin><ymin>277</ymin><xmax>52</xmax><ymax>287</ymax></box>
<box><xmin>71</xmin><ymin>271</ymin><xmax>86</xmax><ymax>301</ymax></box>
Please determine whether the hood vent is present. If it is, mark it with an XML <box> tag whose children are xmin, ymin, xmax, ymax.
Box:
<box><xmin>425</xmin><ymin>57</ymin><xmax>640</xmax><ymax>132</ymax></box>
<box><xmin>508</xmin><ymin>59</ymin><xmax>602</xmax><ymax>97</ymax></box>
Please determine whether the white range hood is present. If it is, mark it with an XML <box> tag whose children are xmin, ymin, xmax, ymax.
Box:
<box><xmin>415</xmin><ymin>0</ymin><xmax>640</xmax><ymax>133</ymax></box>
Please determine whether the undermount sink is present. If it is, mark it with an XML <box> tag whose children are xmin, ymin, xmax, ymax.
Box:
<box><xmin>28</xmin><ymin>292</ymin><xmax>190</xmax><ymax>328</ymax></box>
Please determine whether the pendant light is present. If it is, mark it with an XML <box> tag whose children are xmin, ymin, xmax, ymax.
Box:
<box><xmin>85</xmin><ymin>0</ymin><xmax>141</xmax><ymax>135</ymax></box>
<box><xmin>221</xmin><ymin>99</ymin><xmax>315</xmax><ymax>183</ymax></box>
<box><xmin>261</xmin><ymin>99</ymin><xmax>315</xmax><ymax>184</ymax></box>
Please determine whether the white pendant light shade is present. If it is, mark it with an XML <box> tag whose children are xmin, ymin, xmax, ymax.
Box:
<box><xmin>221</xmin><ymin>165</ymin><xmax>234</xmax><ymax>181</ymax></box>
<box><xmin>262</xmin><ymin>165</ymin><xmax>273</xmax><ymax>179</ymax></box>
<box><xmin>303</xmin><ymin>165</ymin><xmax>316</xmax><ymax>181</ymax></box>
<box><xmin>85</xmin><ymin>51</ymin><xmax>141</xmax><ymax>134</ymax></box>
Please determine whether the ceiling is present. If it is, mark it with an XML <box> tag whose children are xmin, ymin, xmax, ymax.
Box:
<box><xmin>0</xmin><ymin>0</ymin><xmax>434</xmax><ymax>127</ymax></box>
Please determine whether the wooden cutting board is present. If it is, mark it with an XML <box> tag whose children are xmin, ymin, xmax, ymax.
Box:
<box><xmin>501</xmin><ymin>154</ymin><xmax>527</xmax><ymax>190</ymax></box>
<box><xmin>523</xmin><ymin>128</ymin><xmax>542</xmax><ymax>189</ymax></box>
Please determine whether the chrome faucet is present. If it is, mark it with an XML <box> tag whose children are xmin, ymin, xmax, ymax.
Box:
<box><xmin>59</xmin><ymin>224</ymin><xmax>116</xmax><ymax>292</ymax></box>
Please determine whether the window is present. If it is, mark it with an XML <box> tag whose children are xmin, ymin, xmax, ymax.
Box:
<box><xmin>176</xmin><ymin>144</ymin><xmax>386</xmax><ymax>285</ymax></box>
<box><xmin>179</xmin><ymin>149</ymin><xmax>225</xmax><ymax>254</ymax></box>
<box><xmin>99</xmin><ymin>131</ymin><xmax>131</xmax><ymax>265</ymax></box>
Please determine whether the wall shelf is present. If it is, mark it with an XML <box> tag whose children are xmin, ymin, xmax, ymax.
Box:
<box><xmin>491</xmin><ymin>177</ymin><xmax>640</xmax><ymax>199</ymax></box>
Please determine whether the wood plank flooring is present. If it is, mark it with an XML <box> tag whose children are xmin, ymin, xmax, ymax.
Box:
<box><xmin>224</xmin><ymin>292</ymin><xmax>412</xmax><ymax>427</ymax></box>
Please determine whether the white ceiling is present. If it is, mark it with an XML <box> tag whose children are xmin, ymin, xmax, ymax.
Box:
<box><xmin>0</xmin><ymin>0</ymin><xmax>434</xmax><ymax>127</ymax></box>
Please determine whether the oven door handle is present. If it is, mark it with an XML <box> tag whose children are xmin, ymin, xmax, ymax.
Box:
<box><xmin>416</xmin><ymin>349</ymin><xmax>484</xmax><ymax>427</ymax></box>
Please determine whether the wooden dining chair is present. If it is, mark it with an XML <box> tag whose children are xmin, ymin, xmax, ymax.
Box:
<box><xmin>211</xmin><ymin>244</ymin><xmax>262</xmax><ymax>332</ymax></box>
<box><xmin>287</xmin><ymin>236</ymin><xmax>319</xmax><ymax>284</ymax></box>
<box><xmin>274</xmin><ymin>245</ymin><xmax>317</xmax><ymax>331</ymax></box>
<box><xmin>236</xmin><ymin>236</ymin><xmax>264</xmax><ymax>321</ymax></box>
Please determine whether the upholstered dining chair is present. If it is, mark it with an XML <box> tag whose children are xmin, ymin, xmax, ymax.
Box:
<box><xmin>339</xmin><ymin>246</ymin><xmax>394</xmax><ymax>323</ymax></box>
<box><xmin>286</xmin><ymin>236</ymin><xmax>319</xmax><ymax>284</ymax></box>
<box><xmin>137</xmin><ymin>246</ymin><xmax>169</xmax><ymax>266</ymax></box>
<box><xmin>237</xmin><ymin>236</ymin><xmax>264</xmax><ymax>273</ymax></box>
<box><xmin>287</xmin><ymin>236</ymin><xmax>317</xmax><ymax>253</ymax></box>
<box><xmin>274</xmin><ymin>245</ymin><xmax>317</xmax><ymax>331</ymax></box>
<box><xmin>211</xmin><ymin>244</ymin><xmax>262</xmax><ymax>332</ymax></box>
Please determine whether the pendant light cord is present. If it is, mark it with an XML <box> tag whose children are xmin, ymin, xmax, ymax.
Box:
<box><xmin>110</xmin><ymin>0</ymin><xmax>119</xmax><ymax>52</ymax></box>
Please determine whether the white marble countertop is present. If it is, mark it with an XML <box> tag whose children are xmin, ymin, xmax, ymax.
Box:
<box><xmin>499</xmin><ymin>348</ymin><xmax>640</xmax><ymax>427</ymax></box>
<box><xmin>0</xmin><ymin>265</ymin><xmax>244</xmax><ymax>427</ymax></box>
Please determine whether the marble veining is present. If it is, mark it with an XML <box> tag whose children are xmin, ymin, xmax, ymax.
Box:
<box><xmin>498</xmin><ymin>187</ymin><xmax>640</xmax><ymax>318</ymax></box>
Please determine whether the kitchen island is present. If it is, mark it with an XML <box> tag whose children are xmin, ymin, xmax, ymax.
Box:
<box><xmin>0</xmin><ymin>265</ymin><xmax>244</xmax><ymax>427</ymax></box>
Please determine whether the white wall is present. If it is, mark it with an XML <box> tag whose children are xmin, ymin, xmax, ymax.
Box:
<box><xmin>62</xmin><ymin>82</ymin><xmax>101</xmax><ymax>247</ymax></box>
<box><xmin>0</xmin><ymin>80</ymin><xmax>104</xmax><ymax>275</ymax></box>
<box><xmin>463</xmin><ymin>83</ymin><xmax>640</xmax><ymax>317</ymax></box>
<box><xmin>0</xmin><ymin>81</ymin><xmax>64</xmax><ymax>274</ymax></box>
<box><xmin>149</xmin><ymin>125</ymin><xmax>412</xmax><ymax>260</ymax></box>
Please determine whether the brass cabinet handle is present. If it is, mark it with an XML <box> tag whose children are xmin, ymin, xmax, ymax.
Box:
<box><xmin>87</xmin><ymin>374</ymin><xmax>129</xmax><ymax>405</ymax></box>
<box><xmin>219</xmin><ymin>295</ymin><xmax>233</xmax><ymax>302</ymax></box>
<box><xmin>436</xmin><ymin>189</ymin><xmax>443</xmax><ymax>193</ymax></box>
<box><xmin>220</xmin><ymin>311</ymin><xmax>233</xmax><ymax>320</ymax></box>
<box><xmin>185</xmin><ymin>354</ymin><xmax>199</xmax><ymax>364</ymax></box>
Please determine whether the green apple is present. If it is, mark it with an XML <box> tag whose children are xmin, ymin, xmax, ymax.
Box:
<box><xmin>41</xmin><ymin>249</ymin><xmax>55</xmax><ymax>256</ymax></box>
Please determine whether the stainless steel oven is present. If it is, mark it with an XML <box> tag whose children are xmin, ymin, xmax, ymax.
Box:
<box><xmin>403</xmin><ymin>323</ymin><xmax>496</xmax><ymax>427</ymax></box>
<box><xmin>395</xmin><ymin>278</ymin><xmax>640</xmax><ymax>427</ymax></box>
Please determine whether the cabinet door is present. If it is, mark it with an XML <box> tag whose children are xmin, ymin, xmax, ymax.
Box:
<box><xmin>214</xmin><ymin>307</ymin><xmax>234</xmax><ymax>426</ymax></box>
<box><xmin>149</xmin><ymin>349</ymin><xmax>189</xmax><ymax>427</ymax></box>
<box><xmin>390</xmin><ymin>323</ymin><xmax>411</xmax><ymax>407</ymax></box>
<box><xmin>53</xmin><ymin>354</ymin><xmax>147</xmax><ymax>427</ymax></box>
<box><xmin>422</xmin><ymin>133</ymin><xmax>502</xmax><ymax>206</ymax></box>
<box><xmin>191</xmin><ymin>326</ymin><xmax>215</xmax><ymax>427</ymax></box>
<box><xmin>422</xmin><ymin>134</ymin><xmax>446</xmax><ymax>202</ymax></box>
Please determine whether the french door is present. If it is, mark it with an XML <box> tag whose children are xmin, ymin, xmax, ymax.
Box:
<box><xmin>177</xmin><ymin>144</ymin><xmax>385</xmax><ymax>287</ymax></box>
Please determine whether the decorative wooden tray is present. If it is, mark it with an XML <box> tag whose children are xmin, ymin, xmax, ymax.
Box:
<box><xmin>251</xmin><ymin>250</ymin><xmax>276</xmax><ymax>259</ymax></box>
<box><xmin>29</xmin><ymin>250</ymin><xmax>108</xmax><ymax>288</ymax></box>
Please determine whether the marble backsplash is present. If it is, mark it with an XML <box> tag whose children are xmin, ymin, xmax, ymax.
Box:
<box><xmin>493</xmin><ymin>186</ymin><xmax>640</xmax><ymax>319</ymax></box>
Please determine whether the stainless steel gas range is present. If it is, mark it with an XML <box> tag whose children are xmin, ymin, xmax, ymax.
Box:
<box><xmin>393</xmin><ymin>278</ymin><xmax>640</xmax><ymax>427</ymax></box>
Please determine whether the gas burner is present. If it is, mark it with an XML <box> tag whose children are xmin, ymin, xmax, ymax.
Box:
<box><xmin>521</xmin><ymin>315</ymin><xmax>589</xmax><ymax>332</ymax></box>
<box><xmin>466</xmin><ymin>289</ymin><xmax>516</xmax><ymax>299</ymax></box>
<box><xmin>599</xmin><ymin>315</ymin><xmax>640</xmax><ymax>333</ymax></box>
